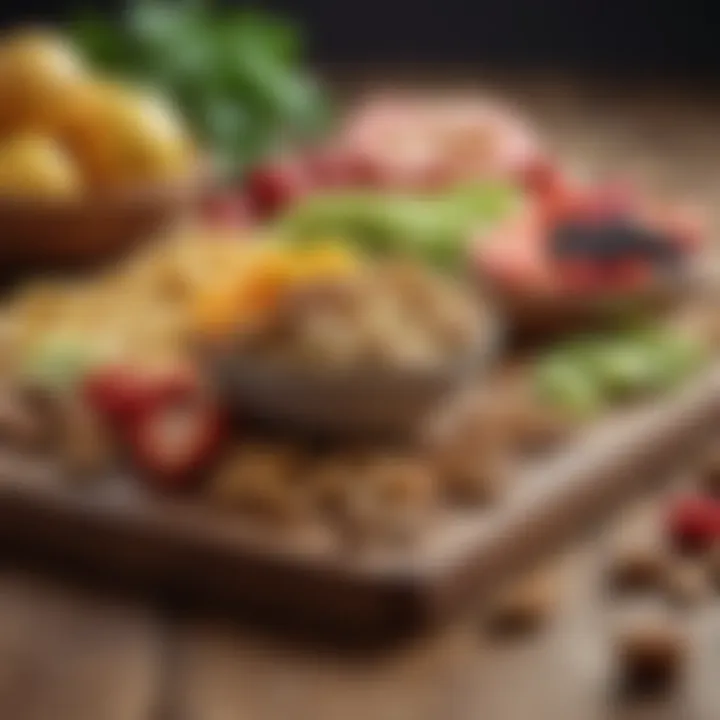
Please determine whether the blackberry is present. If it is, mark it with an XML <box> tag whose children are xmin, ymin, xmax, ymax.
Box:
<box><xmin>551</xmin><ymin>218</ymin><xmax>681</xmax><ymax>269</ymax></box>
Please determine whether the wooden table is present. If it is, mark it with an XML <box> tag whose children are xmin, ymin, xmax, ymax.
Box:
<box><xmin>1</xmin><ymin>76</ymin><xmax>719</xmax><ymax>720</ymax></box>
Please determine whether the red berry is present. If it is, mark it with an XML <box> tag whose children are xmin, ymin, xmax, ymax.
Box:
<box><xmin>83</xmin><ymin>367</ymin><xmax>149</xmax><ymax>421</ymax></box>
<box><xmin>666</xmin><ymin>495</ymin><xmax>720</xmax><ymax>552</ymax></box>
<box><xmin>83</xmin><ymin>365</ymin><xmax>199</xmax><ymax>425</ymax></box>
<box><xmin>128</xmin><ymin>398</ymin><xmax>226</xmax><ymax>492</ymax></box>
<box><xmin>244</xmin><ymin>159</ymin><xmax>310</xmax><ymax>218</ymax></box>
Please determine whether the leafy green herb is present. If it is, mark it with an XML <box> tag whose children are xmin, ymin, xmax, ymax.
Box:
<box><xmin>70</xmin><ymin>0</ymin><xmax>329</xmax><ymax>172</ymax></box>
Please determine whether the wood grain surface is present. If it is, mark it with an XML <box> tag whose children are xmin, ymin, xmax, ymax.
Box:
<box><xmin>0</xmin><ymin>75</ymin><xmax>718</xmax><ymax>720</ymax></box>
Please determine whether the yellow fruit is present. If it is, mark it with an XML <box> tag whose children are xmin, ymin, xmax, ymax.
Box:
<box><xmin>191</xmin><ymin>243</ymin><xmax>363</xmax><ymax>338</ymax></box>
<box><xmin>291</xmin><ymin>243</ymin><xmax>361</xmax><ymax>281</ymax></box>
<box><xmin>66</xmin><ymin>81</ymin><xmax>194</xmax><ymax>188</ymax></box>
<box><xmin>0</xmin><ymin>29</ymin><xmax>87</xmax><ymax>134</ymax></box>
<box><xmin>0</xmin><ymin>133</ymin><xmax>83</xmax><ymax>198</ymax></box>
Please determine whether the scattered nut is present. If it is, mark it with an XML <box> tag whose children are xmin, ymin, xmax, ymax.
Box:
<box><xmin>612</xmin><ymin>604</ymin><xmax>686</xmax><ymax>693</ymax></box>
<box><xmin>605</xmin><ymin>511</ymin><xmax>668</xmax><ymax>592</ymax></box>
<box><xmin>664</xmin><ymin>560</ymin><xmax>708</xmax><ymax>608</ymax></box>
<box><xmin>484</xmin><ymin>565</ymin><xmax>560</xmax><ymax>634</ymax></box>
<box><xmin>307</xmin><ymin>456</ymin><xmax>357</xmax><ymax>517</ymax></box>
<box><xmin>427</xmin><ymin>406</ymin><xmax>511</xmax><ymax>505</ymax></box>
<box><xmin>434</xmin><ymin>443</ymin><xmax>510</xmax><ymax>505</ymax></box>
<box><xmin>344</xmin><ymin>455</ymin><xmax>437</xmax><ymax>544</ymax></box>
<box><xmin>209</xmin><ymin>443</ymin><xmax>308</xmax><ymax>522</ymax></box>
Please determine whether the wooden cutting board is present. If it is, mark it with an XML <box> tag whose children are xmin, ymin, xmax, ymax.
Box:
<box><xmin>0</xmin><ymin>366</ymin><xmax>717</xmax><ymax>645</ymax></box>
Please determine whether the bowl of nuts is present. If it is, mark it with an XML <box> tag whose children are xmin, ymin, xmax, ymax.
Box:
<box><xmin>199</xmin><ymin>251</ymin><xmax>500</xmax><ymax>440</ymax></box>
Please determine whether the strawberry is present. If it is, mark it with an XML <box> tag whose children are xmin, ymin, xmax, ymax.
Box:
<box><xmin>83</xmin><ymin>364</ymin><xmax>198</xmax><ymax>425</ymax></box>
<box><xmin>666</xmin><ymin>495</ymin><xmax>720</xmax><ymax>552</ymax></box>
<box><xmin>127</xmin><ymin>396</ymin><xmax>226</xmax><ymax>492</ymax></box>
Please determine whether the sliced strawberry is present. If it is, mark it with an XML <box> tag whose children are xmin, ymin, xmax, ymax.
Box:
<box><xmin>83</xmin><ymin>364</ymin><xmax>198</xmax><ymax>425</ymax></box>
<box><xmin>83</xmin><ymin>366</ymin><xmax>149</xmax><ymax>421</ymax></box>
<box><xmin>128</xmin><ymin>398</ymin><xmax>226</xmax><ymax>492</ymax></box>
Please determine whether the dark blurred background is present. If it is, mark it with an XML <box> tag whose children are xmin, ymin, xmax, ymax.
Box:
<box><xmin>1</xmin><ymin>0</ymin><xmax>719</xmax><ymax>75</ymax></box>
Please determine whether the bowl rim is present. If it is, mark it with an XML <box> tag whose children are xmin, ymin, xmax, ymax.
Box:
<box><xmin>207</xmin><ymin>301</ymin><xmax>505</xmax><ymax>390</ymax></box>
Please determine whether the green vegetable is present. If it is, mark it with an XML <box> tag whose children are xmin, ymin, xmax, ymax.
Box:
<box><xmin>534</xmin><ymin>355</ymin><xmax>605</xmax><ymax>417</ymax></box>
<box><xmin>533</xmin><ymin>327</ymin><xmax>705</xmax><ymax>414</ymax></box>
<box><xmin>592</xmin><ymin>341</ymin><xmax>664</xmax><ymax>396</ymax></box>
<box><xmin>277</xmin><ymin>182</ymin><xmax>519</xmax><ymax>270</ymax></box>
<box><xmin>641</xmin><ymin>332</ymin><xmax>705</xmax><ymax>388</ymax></box>
<box><xmin>22</xmin><ymin>335</ymin><xmax>94</xmax><ymax>389</ymax></box>
<box><xmin>21</xmin><ymin>333</ymin><xmax>121</xmax><ymax>389</ymax></box>
<box><xmin>70</xmin><ymin>0</ymin><xmax>329</xmax><ymax>171</ymax></box>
